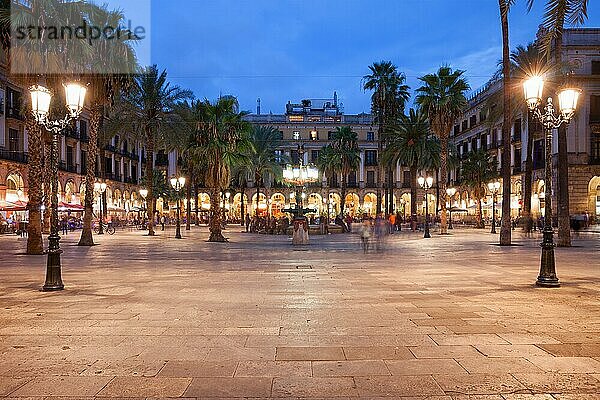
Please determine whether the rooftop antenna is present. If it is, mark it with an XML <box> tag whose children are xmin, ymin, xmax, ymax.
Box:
<box><xmin>333</xmin><ymin>91</ymin><xmax>338</xmax><ymax>107</ymax></box>
<box><xmin>257</xmin><ymin>98</ymin><xmax>261</xmax><ymax>115</ymax></box>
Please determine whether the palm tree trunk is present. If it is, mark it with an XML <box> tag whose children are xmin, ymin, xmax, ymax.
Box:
<box><xmin>195</xmin><ymin>183</ymin><xmax>200</xmax><ymax>226</ymax></box>
<box><xmin>26</xmin><ymin>118</ymin><xmax>44</xmax><ymax>255</ymax></box>
<box><xmin>78</xmin><ymin>105</ymin><xmax>101</xmax><ymax>246</ymax></box>
<box><xmin>145</xmin><ymin>132</ymin><xmax>155</xmax><ymax>236</ymax></box>
<box><xmin>377</xmin><ymin>128</ymin><xmax>383</xmax><ymax>215</ymax></box>
<box><xmin>439</xmin><ymin>135</ymin><xmax>449</xmax><ymax>234</ymax></box>
<box><xmin>477</xmin><ymin>196</ymin><xmax>485</xmax><ymax>229</ymax></box>
<box><xmin>499</xmin><ymin>0</ymin><xmax>512</xmax><ymax>245</ymax></box>
<box><xmin>42</xmin><ymin>139</ymin><xmax>51</xmax><ymax>234</ymax></box>
<box><xmin>208</xmin><ymin>188</ymin><xmax>226</xmax><ymax>242</ymax></box>
<box><xmin>185</xmin><ymin>177</ymin><xmax>191</xmax><ymax>230</ymax></box>
<box><xmin>240</xmin><ymin>185</ymin><xmax>245</xmax><ymax>226</ymax></box>
<box><xmin>410</xmin><ymin>166</ymin><xmax>418</xmax><ymax>230</ymax></box>
<box><xmin>523</xmin><ymin>113</ymin><xmax>535</xmax><ymax>225</ymax></box>
<box><xmin>256</xmin><ymin>182</ymin><xmax>260</xmax><ymax>217</ymax></box>
<box><xmin>554</xmin><ymin>25</ymin><xmax>571</xmax><ymax>247</ymax></box>
<box><xmin>341</xmin><ymin>174</ymin><xmax>347</xmax><ymax>218</ymax></box>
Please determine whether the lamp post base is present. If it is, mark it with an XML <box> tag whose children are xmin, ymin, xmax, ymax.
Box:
<box><xmin>424</xmin><ymin>225</ymin><xmax>431</xmax><ymax>239</ymax></box>
<box><xmin>43</xmin><ymin>238</ymin><xmax>64</xmax><ymax>291</ymax></box>
<box><xmin>536</xmin><ymin>228</ymin><xmax>560</xmax><ymax>287</ymax></box>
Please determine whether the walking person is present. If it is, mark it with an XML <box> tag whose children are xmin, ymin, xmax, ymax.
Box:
<box><xmin>360</xmin><ymin>218</ymin><xmax>372</xmax><ymax>254</ymax></box>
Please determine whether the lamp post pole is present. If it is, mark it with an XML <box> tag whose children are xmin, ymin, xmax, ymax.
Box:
<box><xmin>139</xmin><ymin>189</ymin><xmax>148</xmax><ymax>230</ymax></box>
<box><xmin>488</xmin><ymin>181</ymin><xmax>500</xmax><ymax>234</ymax></box>
<box><xmin>170</xmin><ymin>176</ymin><xmax>186</xmax><ymax>239</ymax></box>
<box><xmin>446</xmin><ymin>187</ymin><xmax>456</xmax><ymax>230</ymax></box>
<box><xmin>418</xmin><ymin>175</ymin><xmax>433</xmax><ymax>239</ymax></box>
<box><xmin>523</xmin><ymin>76</ymin><xmax>581</xmax><ymax>287</ymax></box>
<box><xmin>30</xmin><ymin>83</ymin><xmax>87</xmax><ymax>292</ymax></box>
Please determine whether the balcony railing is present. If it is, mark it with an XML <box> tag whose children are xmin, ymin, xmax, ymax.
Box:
<box><xmin>0</xmin><ymin>149</ymin><xmax>28</xmax><ymax>163</ymax></box>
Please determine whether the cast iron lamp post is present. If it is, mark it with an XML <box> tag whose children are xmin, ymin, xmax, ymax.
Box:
<box><xmin>170</xmin><ymin>176</ymin><xmax>186</xmax><ymax>239</ymax></box>
<box><xmin>446</xmin><ymin>187</ymin><xmax>457</xmax><ymax>230</ymax></box>
<box><xmin>488</xmin><ymin>180</ymin><xmax>500</xmax><ymax>234</ymax></box>
<box><xmin>94</xmin><ymin>181</ymin><xmax>107</xmax><ymax>235</ymax></box>
<box><xmin>282</xmin><ymin>144</ymin><xmax>319</xmax><ymax>218</ymax></box>
<box><xmin>523</xmin><ymin>75</ymin><xmax>581</xmax><ymax>287</ymax></box>
<box><xmin>139</xmin><ymin>188</ymin><xmax>148</xmax><ymax>228</ymax></box>
<box><xmin>418</xmin><ymin>175</ymin><xmax>434</xmax><ymax>239</ymax></box>
<box><xmin>30</xmin><ymin>83</ymin><xmax>87</xmax><ymax>292</ymax></box>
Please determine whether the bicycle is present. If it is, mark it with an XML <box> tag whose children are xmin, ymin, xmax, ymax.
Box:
<box><xmin>94</xmin><ymin>222</ymin><xmax>115</xmax><ymax>235</ymax></box>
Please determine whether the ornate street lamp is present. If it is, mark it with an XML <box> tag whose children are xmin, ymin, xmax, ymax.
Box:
<box><xmin>446</xmin><ymin>187</ymin><xmax>457</xmax><ymax>230</ymax></box>
<box><xmin>30</xmin><ymin>83</ymin><xmax>87</xmax><ymax>292</ymax></box>
<box><xmin>523</xmin><ymin>75</ymin><xmax>581</xmax><ymax>287</ymax></box>
<box><xmin>170</xmin><ymin>176</ymin><xmax>186</xmax><ymax>239</ymax></box>
<box><xmin>418</xmin><ymin>175</ymin><xmax>434</xmax><ymax>239</ymax></box>
<box><xmin>282</xmin><ymin>143</ymin><xmax>319</xmax><ymax>245</ymax></box>
<box><xmin>487</xmin><ymin>181</ymin><xmax>500</xmax><ymax>234</ymax></box>
<box><xmin>94</xmin><ymin>181</ymin><xmax>107</xmax><ymax>235</ymax></box>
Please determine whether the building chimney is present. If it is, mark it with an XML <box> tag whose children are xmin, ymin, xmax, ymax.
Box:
<box><xmin>333</xmin><ymin>91</ymin><xmax>338</xmax><ymax>107</ymax></box>
<box><xmin>257</xmin><ymin>98</ymin><xmax>261</xmax><ymax>115</ymax></box>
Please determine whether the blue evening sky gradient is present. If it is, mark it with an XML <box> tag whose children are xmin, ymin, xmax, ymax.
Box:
<box><xmin>118</xmin><ymin>1</ymin><xmax>600</xmax><ymax>115</ymax></box>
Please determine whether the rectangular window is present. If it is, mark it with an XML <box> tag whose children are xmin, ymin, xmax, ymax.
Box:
<box><xmin>513</xmin><ymin>147</ymin><xmax>522</xmax><ymax>172</ymax></box>
<box><xmin>311</xmin><ymin>150</ymin><xmax>320</xmax><ymax>163</ymax></box>
<box><xmin>402</xmin><ymin>170</ymin><xmax>411</xmax><ymax>187</ymax></box>
<box><xmin>367</xmin><ymin>171</ymin><xmax>376</xmax><ymax>187</ymax></box>
<box><xmin>291</xmin><ymin>150</ymin><xmax>299</xmax><ymax>164</ymax></box>
<box><xmin>367</xmin><ymin>131</ymin><xmax>375</xmax><ymax>141</ymax></box>
<box><xmin>347</xmin><ymin>171</ymin><xmax>357</xmax><ymax>186</ymax></box>
<box><xmin>471</xmin><ymin>138</ymin><xmax>477</xmax><ymax>152</ymax></box>
<box><xmin>79</xmin><ymin>120</ymin><xmax>88</xmax><ymax>140</ymax></box>
<box><xmin>592</xmin><ymin>61</ymin><xmax>600</xmax><ymax>75</ymax></box>
<box><xmin>6</xmin><ymin>88</ymin><xmax>21</xmax><ymax>118</ymax></box>
<box><xmin>479</xmin><ymin>109</ymin><xmax>487</xmax><ymax>122</ymax></box>
<box><xmin>454</xmin><ymin>125</ymin><xmax>460</xmax><ymax>136</ymax></box>
<box><xmin>591</xmin><ymin>131</ymin><xmax>600</xmax><ymax>162</ymax></box>
<box><xmin>469</xmin><ymin>115</ymin><xmax>477</xmax><ymax>128</ymax></box>
<box><xmin>481</xmin><ymin>135</ymin><xmax>488</xmax><ymax>150</ymax></box>
<box><xmin>461</xmin><ymin>120</ymin><xmax>468</xmax><ymax>131</ymax></box>
<box><xmin>533</xmin><ymin>139</ymin><xmax>545</xmax><ymax>169</ymax></box>
<box><xmin>328</xmin><ymin>131</ymin><xmax>335</xmax><ymax>140</ymax></box>
<box><xmin>66</xmin><ymin>146</ymin><xmax>74</xmax><ymax>168</ymax></box>
<box><xmin>591</xmin><ymin>95</ymin><xmax>600</xmax><ymax>123</ymax></box>
<box><xmin>81</xmin><ymin>150</ymin><xmax>87</xmax><ymax>173</ymax></box>
<box><xmin>104</xmin><ymin>157</ymin><xmax>112</xmax><ymax>174</ymax></box>
<box><xmin>293</xmin><ymin>131</ymin><xmax>300</xmax><ymax>140</ymax></box>
<box><xmin>8</xmin><ymin>128</ymin><xmax>19</xmax><ymax>152</ymax></box>
<box><xmin>513</xmin><ymin>118</ymin><xmax>522</xmax><ymax>141</ymax></box>
<box><xmin>310</xmin><ymin>130</ymin><xmax>318</xmax><ymax>140</ymax></box>
<box><xmin>365</xmin><ymin>150</ymin><xmax>377</xmax><ymax>166</ymax></box>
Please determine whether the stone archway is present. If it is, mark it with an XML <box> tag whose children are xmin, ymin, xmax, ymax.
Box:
<box><xmin>587</xmin><ymin>176</ymin><xmax>600</xmax><ymax>220</ymax></box>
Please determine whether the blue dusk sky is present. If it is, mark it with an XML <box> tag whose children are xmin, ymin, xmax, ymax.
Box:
<box><xmin>115</xmin><ymin>0</ymin><xmax>600</xmax><ymax>115</ymax></box>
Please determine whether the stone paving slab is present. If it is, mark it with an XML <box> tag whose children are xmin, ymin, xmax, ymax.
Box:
<box><xmin>0</xmin><ymin>228</ymin><xmax>599</xmax><ymax>398</ymax></box>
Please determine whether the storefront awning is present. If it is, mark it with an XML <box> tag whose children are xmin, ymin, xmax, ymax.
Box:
<box><xmin>0</xmin><ymin>200</ymin><xmax>27</xmax><ymax>211</ymax></box>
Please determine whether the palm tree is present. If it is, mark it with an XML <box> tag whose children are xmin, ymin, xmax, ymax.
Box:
<box><xmin>362</xmin><ymin>61</ymin><xmax>410</xmax><ymax>215</ymax></box>
<box><xmin>527</xmin><ymin>0</ymin><xmax>589</xmax><ymax>247</ymax></box>
<box><xmin>109</xmin><ymin>65</ymin><xmax>192</xmax><ymax>236</ymax></box>
<box><xmin>416</xmin><ymin>66</ymin><xmax>470</xmax><ymax>234</ymax></box>
<box><xmin>188</xmin><ymin>97</ymin><xmax>251</xmax><ymax>242</ymax></box>
<box><xmin>317</xmin><ymin>145</ymin><xmax>339</xmax><ymax>221</ymax></box>
<box><xmin>244</xmin><ymin>126</ymin><xmax>285</xmax><ymax>216</ymax></box>
<box><xmin>78</xmin><ymin>6</ymin><xmax>137</xmax><ymax>246</ymax></box>
<box><xmin>332</xmin><ymin>127</ymin><xmax>361</xmax><ymax>217</ymax></box>
<box><xmin>461</xmin><ymin>149</ymin><xmax>500</xmax><ymax>229</ymax></box>
<box><xmin>498</xmin><ymin>0</ymin><xmax>515</xmax><ymax>245</ymax></box>
<box><xmin>383</xmin><ymin>108</ymin><xmax>440</xmax><ymax>228</ymax></box>
<box><xmin>0</xmin><ymin>0</ymin><xmax>103</xmax><ymax>254</ymax></box>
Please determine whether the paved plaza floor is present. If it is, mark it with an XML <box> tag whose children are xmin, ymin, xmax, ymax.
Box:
<box><xmin>0</xmin><ymin>226</ymin><xmax>599</xmax><ymax>399</ymax></box>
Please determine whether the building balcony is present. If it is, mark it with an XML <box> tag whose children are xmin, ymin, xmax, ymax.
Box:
<box><xmin>105</xmin><ymin>173</ymin><xmax>122</xmax><ymax>182</ymax></box>
<box><xmin>104</xmin><ymin>144</ymin><xmax>117</xmax><ymax>153</ymax></box>
<box><xmin>589</xmin><ymin>157</ymin><xmax>600</xmax><ymax>165</ymax></box>
<box><xmin>401</xmin><ymin>182</ymin><xmax>411</xmax><ymax>189</ymax></box>
<box><xmin>366</xmin><ymin>182</ymin><xmax>377</xmax><ymax>188</ymax></box>
<box><xmin>513</xmin><ymin>165</ymin><xmax>522</xmax><ymax>174</ymax></box>
<box><xmin>64</xmin><ymin>128</ymin><xmax>80</xmax><ymax>140</ymax></box>
<box><xmin>0</xmin><ymin>149</ymin><xmax>28</xmax><ymax>164</ymax></box>
<box><xmin>124</xmin><ymin>176</ymin><xmax>138</xmax><ymax>184</ymax></box>
<box><xmin>66</xmin><ymin>164</ymin><xmax>78</xmax><ymax>173</ymax></box>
